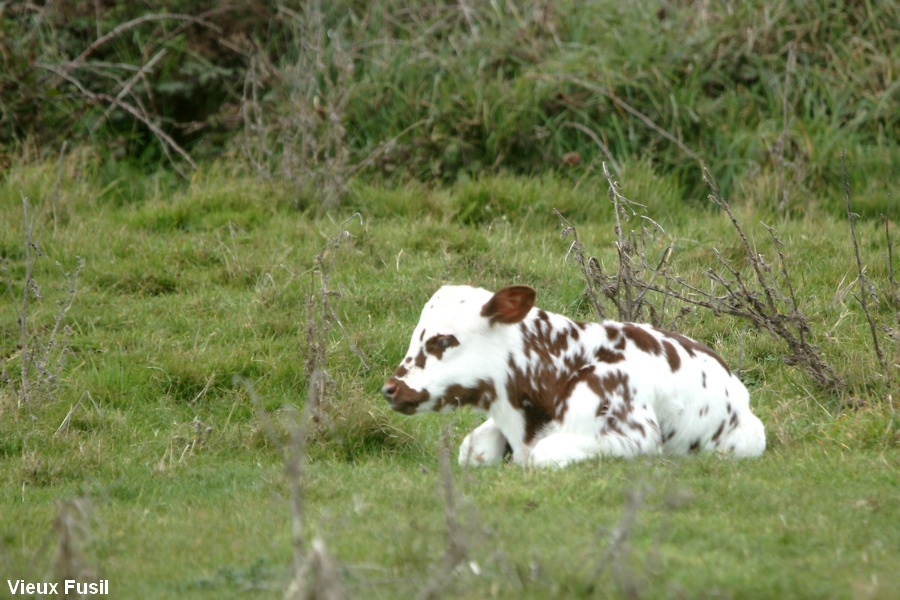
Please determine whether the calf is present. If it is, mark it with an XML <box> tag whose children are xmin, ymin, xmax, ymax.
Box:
<box><xmin>382</xmin><ymin>285</ymin><xmax>766</xmax><ymax>468</ymax></box>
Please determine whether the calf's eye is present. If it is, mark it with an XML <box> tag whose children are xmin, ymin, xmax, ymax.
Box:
<box><xmin>426</xmin><ymin>334</ymin><xmax>459</xmax><ymax>355</ymax></box>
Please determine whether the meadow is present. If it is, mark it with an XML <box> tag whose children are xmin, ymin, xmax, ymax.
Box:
<box><xmin>1</xmin><ymin>1</ymin><xmax>898</xmax><ymax>598</ymax></box>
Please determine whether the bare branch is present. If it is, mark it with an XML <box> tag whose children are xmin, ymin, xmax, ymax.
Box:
<box><xmin>542</xmin><ymin>74</ymin><xmax>702</xmax><ymax>163</ymax></box>
<box><xmin>843</xmin><ymin>152</ymin><xmax>886</xmax><ymax>373</ymax></box>
<box><xmin>417</xmin><ymin>425</ymin><xmax>471</xmax><ymax>600</ymax></box>
<box><xmin>553</xmin><ymin>209</ymin><xmax>607</xmax><ymax>320</ymax></box>
<box><xmin>559</xmin><ymin>121</ymin><xmax>621</xmax><ymax>174</ymax></box>
<box><xmin>63</xmin><ymin>13</ymin><xmax>222</xmax><ymax>77</ymax></box>
<box><xmin>37</xmin><ymin>63</ymin><xmax>198</xmax><ymax>172</ymax></box>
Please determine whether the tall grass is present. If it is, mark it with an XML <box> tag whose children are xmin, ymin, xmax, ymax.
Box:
<box><xmin>5</xmin><ymin>1</ymin><xmax>897</xmax><ymax>214</ymax></box>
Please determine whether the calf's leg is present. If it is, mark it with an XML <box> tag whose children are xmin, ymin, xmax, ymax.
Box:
<box><xmin>458</xmin><ymin>418</ymin><xmax>509</xmax><ymax>466</ymax></box>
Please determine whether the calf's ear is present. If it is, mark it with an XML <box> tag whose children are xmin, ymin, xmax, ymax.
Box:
<box><xmin>481</xmin><ymin>286</ymin><xmax>536</xmax><ymax>324</ymax></box>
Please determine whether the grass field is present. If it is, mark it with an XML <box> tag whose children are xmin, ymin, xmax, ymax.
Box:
<box><xmin>1</xmin><ymin>156</ymin><xmax>897</xmax><ymax>598</ymax></box>
<box><xmin>2</xmin><ymin>0</ymin><xmax>899</xmax><ymax>597</ymax></box>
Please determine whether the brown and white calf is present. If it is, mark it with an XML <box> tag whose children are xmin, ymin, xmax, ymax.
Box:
<box><xmin>382</xmin><ymin>285</ymin><xmax>766</xmax><ymax>468</ymax></box>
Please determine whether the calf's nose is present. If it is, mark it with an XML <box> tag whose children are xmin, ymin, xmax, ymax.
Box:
<box><xmin>381</xmin><ymin>381</ymin><xmax>398</xmax><ymax>400</ymax></box>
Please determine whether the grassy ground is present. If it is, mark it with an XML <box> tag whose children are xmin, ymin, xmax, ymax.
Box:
<box><xmin>1</xmin><ymin>155</ymin><xmax>897</xmax><ymax>598</ymax></box>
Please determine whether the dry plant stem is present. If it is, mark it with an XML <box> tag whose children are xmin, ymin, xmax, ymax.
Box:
<box><xmin>843</xmin><ymin>152</ymin><xmax>886</xmax><ymax>373</ymax></box>
<box><xmin>278</xmin><ymin>0</ymin><xmax>355</xmax><ymax>207</ymax></box>
<box><xmin>559</xmin><ymin>121</ymin><xmax>620</xmax><ymax>173</ymax></box>
<box><xmin>92</xmin><ymin>48</ymin><xmax>169</xmax><ymax>132</ymax></box>
<box><xmin>555</xmin><ymin>165</ymin><xmax>839</xmax><ymax>389</ymax></box>
<box><xmin>233</xmin><ymin>374</ymin><xmax>346</xmax><ymax>600</ymax></box>
<box><xmin>63</xmin><ymin>13</ymin><xmax>222</xmax><ymax>75</ymax></box>
<box><xmin>546</xmin><ymin>74</ymin><xmax>702</xmax><ymax>162</ymax></box>
<box><xmin>603</xmin><ymin>162</ymin><xmax>648</xmax><ymax>321</ymax></box>
<box><xmin>762</xmin><ymin>223</ymin><xmax>806</xmax><ymax>347</ymax></box>
<box><xmin>18</xmin><ymin>194</ymin><xmax>36</xmax><ymax>407</ymax></box>
<box><xmin>38</xmin><ymin>62</ymin><xmax>197</xmax><ymax>173</ymax></box>
<box><xmin>553</xmin><ymin>208</ymin><xmax>607</xmax><ymax>320</ymax></box>
<box><xmin>51</xmin><ymin>142</ymin><xmax>67</xmax><ymax>234</ymax></box>
<box><xmin>242</xmin><ymin>1</ymin><xmax>390</xmax><ymax>206</ymax></box>
<box><xmin>286</xmin><ymin>373</ymin><xmax>314</xmax><ymax>594</ymax></box>
<box><xmin>704</xmin><ymin>170</ymin><xmax>779</xmax><ymax>316</ymax></box>
<box><xmin>417</xmin><ymin>426</ymin><xmax>470</xmax><ymax>600</ymax></box>
<box><xmin>241</xmin><ymin>54</ymin><xmax>272</xmax><ymax>178</ymax></box>
<box><xmin>234</xmin><ymin>375</ymin><xmax>280</xmax><ymax>452</ymax></box>
<box><xmin>33</xmin><ymin>257</ymin><xmax>84</xmax><ymax>394</ymax></box>
<box><xmin>775</xmin><ymin>44</ymin><xmax>797</xmax><ymax>213</ymax></box>
<box><xmin>632</xmin><ymin>245</ymin><xmax>672</xmax><ymax>309</ymax></box>
<box><xmin>55</xmin><ymin>392</ymin><xmax>98</xmax><ymax>437</ymax></box>
<box><xmin>303</xmin><ymin>213</ymin><xmax>368</xmax><ymax>419</ymax></box>
<box><xmin>35</xmin><ymin>10</ymin><xmax>236</xmax><ymax>175</ymax></box>
<box><xmin>556</xmin><ymin>164</ymin><xmax>667</xmax><ymax>326</ymax></box>
<box><xmin>52</xmin><ymin>496</ymin><xmax>95</xmax><ymax>586</ymax></box>
<box><xmin>885</xmin><ymin>202</ymin><xmax>898</xmax><ymax>302</ymax></box>
<box><xmin>588</xmin><ymin>488</ymin><xmax>644</xmax><ymax>597</ymax></box>
<box><xmin>701</xmin><ymin>170</ymin><xmax>840</xmax><ymax>390</ymax></box>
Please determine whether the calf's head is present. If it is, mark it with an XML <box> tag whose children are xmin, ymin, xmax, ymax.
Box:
<box><xmin>382</xmin><ymin>285</ymin><xmax>536</xmax><ymax>414</ymax></box>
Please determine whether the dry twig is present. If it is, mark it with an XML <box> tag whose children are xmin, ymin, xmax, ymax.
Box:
<box><xmin>301</xmin><ymin>214</ymin><xmax>368</xmax><ymax>422</ymax></box>
<box><xmin>554</xmin><ymin>165</ymin><xmax>842</xmax><ymax>391</ymax></box>
<box><xmin>555</xmin><ymin>163</ymin><xmax>670</xmax><ymax>326</ymax></box>
<box><xmin>543</xmin><ymin>74</ymin><xmax>702</xmax><ymax>163</ymax></box>
<box><xmin>843</xmin><ymin>152</ymin><xmax>886</xmax><ymax>374</ymax></box>
<box><xmin>234</xmin><ymin>373</ymin><xmax>347</xmax><ymax>600</ymax></box>
<box><xmin>417</xmin><ymin>426</ymin><xmax>474</xmax><ymax>600</ymax></box>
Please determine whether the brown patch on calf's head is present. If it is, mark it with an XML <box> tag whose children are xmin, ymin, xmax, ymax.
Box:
<box><xmin>424</xmin><ymin>334</ymin><xmax>459</xmax><ymax>359</ymax></box>
<box><xmin>393</xmin><ymin>365</ymin><xmax>409</xmax><ymax>378</ymax></box>
<box><xmin>481</xmin><ymin>286</ymin><xmax>536</xmax><ymax>324</ymax></box>
<box><xmin>662</xmin><ymin>340</ymin><xmax>681</xmax><ymax>372</ymax></box>
<box><xmin>623</xmin><ymin>323</ymin><xmax>662</xmax><ymax>355</ymax></box>
<box><xmin>438</xmin><ymin>379</ymin><xmax>497</xmax><ymax>411</ymax></box>
<box><xmin>414</xmin><ymin>349</ymin><xmax>427</xmax><ymax>369</ymax></box>
<box><xmin>384</xmin><ymin>379</ymin><xmax>430</xmax><ymax>415</ymax></box>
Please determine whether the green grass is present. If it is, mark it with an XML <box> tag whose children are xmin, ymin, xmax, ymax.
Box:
<box><xmin>2</xmin><ymin>3</ymin><xmax>898</xmax><ymax>596</ymax></box>
<box><xmin>1</xmin><ymin>155</ymin><xmax>897</xmax><ymax>598</ymax></box>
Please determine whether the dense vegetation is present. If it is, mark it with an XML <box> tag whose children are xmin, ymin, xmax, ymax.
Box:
<box><xmin>1</xmin><ymin>1</ymin><xmax>897</xmax><ymax>598</ymax></box>
<box><xmin>3</xmin><ymin>1</ymin><xmax>897</xmax><ymax>205</ymax></box>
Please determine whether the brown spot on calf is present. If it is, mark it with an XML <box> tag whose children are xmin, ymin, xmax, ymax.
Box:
<box><xmin>662</xmin><ymin>340</ymin><xmax>681</xmax><ymax>372</ymax></box>
<box><xmin>623</xmin><ymin>324</ymin><xmax>662</xmax><ymax>355</ymax></box>
<box><xmin>653</xmin><ymin>327</ymin><xmax>732</xmax><ymax>375</ymax></box>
